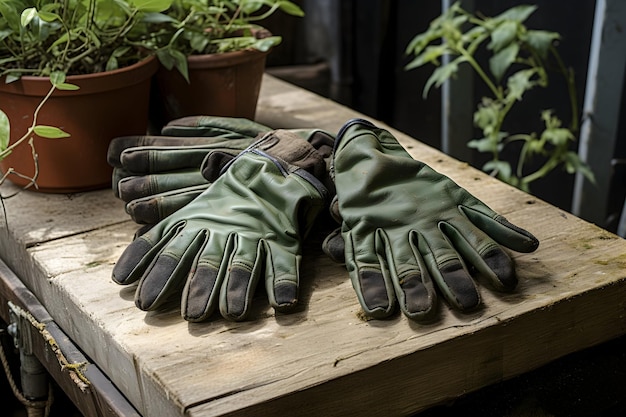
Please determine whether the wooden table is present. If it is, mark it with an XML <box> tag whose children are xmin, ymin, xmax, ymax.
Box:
<box><xmin>1</xmin><ymin>75</ymin><xmax>625</xmax><ymax>417</ymax></box>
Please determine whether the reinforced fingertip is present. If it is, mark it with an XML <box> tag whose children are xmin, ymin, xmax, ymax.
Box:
<box><xmin>221</xmin><ymin>266</ymin><xmax>252</xmax><ymax>321</ymax></box>
<box><xmin>439</xmin><ymin>263</ymin><xmax>480</xmax><ymax>311</ymax></box>
<box><xmin>482</xmin><ymin>247</ymin><xmax>517</xmax><ymax>291</ymax></box>
<box><xmin>112</xmin><ymin>238</ymin><xmax>153</xmax><ymax>284</ymax></box>
<box><xmin>357</xmin><ymin>269</ymin><xmax>394</xmax><ymax>319</ymax></box>
<box><xmin>135</xmin><ymin>255</ymin><xmax>180</xmax><ymax>310</ymax></box>
<box><xmin>126</xmin><ymin>199</ymin><xmax>160</xmax><ymax>224</ymax></box>
<box><xmin>118</xmin><ymin>177</ymin><xmax>149</xmax><ymax>202</ymax></box>
<box><xmin>273</xmin><ymin>281</ymin><xmax>298</xmax><ymax>312</ymax></box>
<box><xmin>495</xmin><ymin>215</ymin><xmax>540</xmax><ymax>253</ymax></box>
<box><xmin>182</xmin><ymin>264</ymin><xmax>219</xmax><ymax>322</ymax></box>
<box><xmin>398</xmin><ymin>272</ymin><xmax>437</xmax><ymax>321</ymax></box>
<box><xmin>321</xmin><ymin>228</ymin><xmax>346</xmax><ymax>264</ymax></box>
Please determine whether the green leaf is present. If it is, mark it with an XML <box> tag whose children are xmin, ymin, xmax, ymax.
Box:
<box><xmin>541</xmin><ymin>127</ymin><xmax>575</xmax><ymax>146</ymax></box>
<box><xmin>405</xmin><ymin>28</ymin><xmax>443</xmax><ymax>57</ymax></box>
<box><xmin>5</xmin><ymin>74</ymin><xmax>20</xmax><ymax>84</ymax></box>
<box><xmin>157</xmin><ymin>49</ymin><xmax>189</xmax><ymax>82</ymax></box>
<box><xmin>238</xmin><ymin>0</ymin><xmax>264</xmax><ymax>14</ymax></box>
<box><xmin>506</xmin><ymin>68</ymin><xmax>537</xmax><ymax>102</ymax></box>
<box><xmin>422</xmin><ymin>56</ymin><xmax>467</xmax><ymax>98</ymax></box>
<box><xmin>467</xmin><ymin>137</ymin><xmax>498</xmax><ymax>153</ymax></box>
<box><xmin>483</xmin><ymin>160</ymin><xmax>512</xmax><ymax>180</ymax></box>
<box><xmin>142</xmin><ymin>12</ymin><xmax>177</xmax><ymax>24</ymax></box>
<box><xmin>20</xmin><ymin>7</ymin><xmax>38</xmax><ymax>27</ymax></box>
<box><xmin>49</xmin><ymin>71</ymin><xmax>66</xmax><ymax>85</ymax></box>
<box><xmin>493</xmin><ymin>5</ymin><xmax>537</xmax><ymax>23</ymax></box>
<box><xmin>564</xmin><ymin>151</ymin><xmax>595</xmax><ymax>183</ymax></box>
<box><xmin>405</xmin><ymin>45</ymin><xmax>451</xmax><ymax>71</ymax></box>
<box><xmin>0</xmin><ymin>29</ymin><xmax>12</xmax><ymax>42</ymax></box>
<box><xmin>56</xmin><ymin>82</ymin><xmax>80</xmax><ymax>91</ymax></box>
<box><xmin>36</xmin><ymin>10</ymin><xmax>61</xmax><ymax>23</ymax></box>
<box><xmin>129</xmin><ymin>0</ymin><xmax>173</xmax><ymax>13</ymax></box>
<box><xmin>525</xmin><ymin>30</ymin><xmax>560</xmax><ymax>59</ymax></box>
<box><xmin>488</xmin><ymin>20</ymin><xmax>518</xmax><ymax>52</ymax></box>
<box><xmin>49</xmin><ymin>71</ymin><xmax>79</xmax><ymax>91</ymax></box>
<box><xmin>0</xmin><ymin>2</ymin><xmax>20</xmax><ymax>29</ymax></box>
<box><xmin>489</xmin><ymin>42</ymin><xmax>519</xmax><ymax>81</ymax></box>
<box><xmin>473</xmin><ymin>98</ymin><xmax>503</xmax><ymax>133</ymax></box>
<box><xmin>106</xmin><ymin>56</ymin><xmax>119</xmax><ymax>72</ymax></box>
<box><xmin>526</xmin><ymin>139</ymin><xmax>545</xmax><ymax>155</ymax></box>
<box><xmin>190</xmin><ymin>37</ymin><xmax>209</xmax><ymax>54</ymax></box>
<box><xmin>33</xmin><ymin>125</ymin><xmax>70</xmax><ymax>139</ymax></box>
<box><xmin>252</xmin><ymin>36</ymin><xmax>282</xmax><ymax>52</ymax></box>
<box><xmin>277</xmin><ymin>1</ymin><xmax>305</xmax><ymax>17</ymax></box>
<box><xmin>466</xmin><ymin>30</ymin><xmax>490</xmax><ymax>55</ymax></box>
<box><xmin>0</xmin><ymin>110</ymin><xmax>9</xmax><ymax>153</ymax></box>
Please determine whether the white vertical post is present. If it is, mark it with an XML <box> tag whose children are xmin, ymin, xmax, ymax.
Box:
<box><xmin>440</xmin><ymin>0</ymin><xmax>475</xmax><ymax>162</ymax></box>
<box><xmin>571</xmin><ymin>0</ymin><xmax>626</xmax><ymax>227</ymax></box>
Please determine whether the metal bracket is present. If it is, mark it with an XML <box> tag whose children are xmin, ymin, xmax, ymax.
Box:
<box><xmin>7</xmin><ymin>301</ymin><xmax>50</xmax><ymax>402</ymax></box>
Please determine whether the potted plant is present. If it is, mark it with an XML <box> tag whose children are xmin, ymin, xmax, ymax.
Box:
<box><xmin>405</xmin><ymin>2</ymin><xmax>595</xmax><ymax>193</ymax></box>
<box><xmin>0</xmin><ymin>0</ymin><xmax>172</xmax><ymax>192</ymax></box>
<box><xmin>144</xmin><ymin>0</ymin><xmax>304</xmax><ymax>129</ymax></box>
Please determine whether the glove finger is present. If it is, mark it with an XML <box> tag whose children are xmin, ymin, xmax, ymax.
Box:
<box><xmin>120</xmin><ymin>143</ymin><xmax>250</xmax><ymax>173</ymax></box>
<box><xmin>344</xmin><ymin>230</ymin><xmax>396</xmax><ymax>319</ymax></box>
<box><xmin>125</xmin><ymin>184</ymin><xmax>210</xmax><ymax>224</ymax></box>
<box><xmin>135</xmin><ymin>224</ymin><xmax>207</xmax><ymax>311</ymax></box>
<box><xmin>321</xmin><ymin>227</ymin><xmax>345</xmax><ymax>264</ymax></box>
<box><xmin>112</xmin><ymin>167</ymin><xmax>132</xmax><ymax>197</ymax></box>
<box><xmin>108</xmin><ymin>136</ymin><xmax>237</xmax><ymax>167</ymax></box>
<box><xmin>200</xmin><ymin>151</ymin><xmax>237</xmax><ymax>182</ymax></box>
<box><xmin>416</xmin><ymin>230</ymin><xmax>481</xmax><ymax>312</ymax></box>
<box><xmin>439</xmin><ymin>218</ymin><xmax>517</xmax><ymax>291</ymax></box>
<box><xmin>263</xmin><ymin>240</ymin><xmax>301</xmax><ymax>313</ymax></box>
<box><xmin>117</xmin><ymin>170</ymin><xmax>206</xmax><ymax>202</ymax></box>
<box><xmin>112</xmin><ymin>222</ymin><xmax>180</xmax><ymax>285</ymax></box>
<box><xmin>219</xmin><ymin>235</ymin><xmax>263</xmax><ymax>321</ymax></box>
<box><xmin>460</xmin><ymin>205</ymin><xmax>539</xmax><ymax>253</ymax></box>
<box><xmin>181</xmin><ymin>230</ymin><xmax>229</xmax><ymax>322</ymax></box>
<box><xmin>380</xmin><ymin>230</ymin><xmax>437</xmax><ymax>320</ymax></box>
<box><xmin>161</xmin><ymin>115</ymin><xmax>271</xmax><ymax>138</ymax></box>
<box><xmin>328</xmin><ymin>195</ymin><xmax>341</xmax><ymax>224</ymax></box>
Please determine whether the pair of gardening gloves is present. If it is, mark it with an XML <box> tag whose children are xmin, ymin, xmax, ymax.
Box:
<box><xmin>108</xmin><ymin>117</ymin><xmax>539</xmax><ymax>323</ymax></box>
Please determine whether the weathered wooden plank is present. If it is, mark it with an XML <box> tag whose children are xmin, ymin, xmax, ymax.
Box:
<box><xmin>0</xmin><ymin>258</ymin><xmax>141</xmax><ymax>417</ymax></box>
<box><xmin>0</xmin><ymin>75</ymin><xmax>625</xmax><ymax>417</ymax></box>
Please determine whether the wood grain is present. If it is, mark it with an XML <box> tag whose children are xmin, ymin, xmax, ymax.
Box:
<box><xmin>0</xmin><ymin>75</ymin><xmax>625</xmax><ymax>416</ymax></box>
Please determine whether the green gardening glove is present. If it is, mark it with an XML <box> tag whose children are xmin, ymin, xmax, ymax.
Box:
<box><xmin>324</xmin><ymin>119</ymin><xmax>539</xmax><ymax>321</ymax></box>
<box><xmin>109</xmin><ymin>116</ymin><xmax>334</xmax><ymax>224</ymax></box>
<box><xmin>112</xmin><ymin>130</ymin><xmax>330</xmax><ymax>322</ymax></box>
<box><xmin>108</xmin><ymin>116</ymin><xmax>271</xmax><ymax>223</ymax></box>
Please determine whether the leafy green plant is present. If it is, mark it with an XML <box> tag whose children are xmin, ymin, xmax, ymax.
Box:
<box><xmin>146</xmin><ymin>0</ymin><xmax>304</xmax><ymax>81</ymax></box>
<box><xmin>0</xmin><ymin>72</ymin><xmax>77</xmax><ymax>193</ymax></box>
<box><xmin>0</xmin><ymin>0</ymin><xmax>172</xmax><ymax>81</ymax></box>
<box><xmin>405</xmin><ymin>2</ymin><xmax>594</xmax><ymax>191</ymax></box>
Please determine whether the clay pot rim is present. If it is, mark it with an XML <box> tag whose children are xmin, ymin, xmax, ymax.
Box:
<box><xmin>0</xmin><ymin>55</ymin><xmax>159</xmax><ymax>97</ymax></box>
<box><xmin>186</xmin><ymin>48</ymin><xmax>271</xmax><ymax>69</ymax></box>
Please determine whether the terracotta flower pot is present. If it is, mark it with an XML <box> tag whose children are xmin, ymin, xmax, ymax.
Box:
<box><xmin>0</xmin><ymin>56</ymin><xmax>158</xmax><ymax>193</ymax></box>
<box><xmin>150</xmin><ymin>49</ymin><xmax>270</xmax><ymax>131</ymax></box>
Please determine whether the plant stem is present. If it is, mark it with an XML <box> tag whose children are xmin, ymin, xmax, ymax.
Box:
<box><xmin>458</xmin><ymin>48</ymin><xmax>501</xmax><ymax>99</ymax></box>
<box><xmin>1</xmin><ymin>84</ymin><xmax>56</xmax><ymax>157</ymax></box>
<box><xmin>521</xmin><ymin>154</ymin><xmax>559</xmax><ymax>186</ymax></box>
